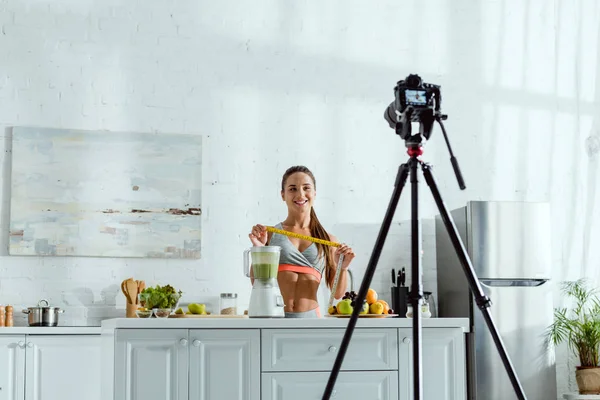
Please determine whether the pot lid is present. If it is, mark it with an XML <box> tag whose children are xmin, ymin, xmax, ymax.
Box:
<box><xmin>27</xmin><ymin>299</ymin><xmax>60</xmax><ymax>309</ymax></box>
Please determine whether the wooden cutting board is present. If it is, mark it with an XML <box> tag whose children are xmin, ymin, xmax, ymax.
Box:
<box><xmin>168</xmin><ymin>314</ymin><xmax>248</xmax><ymax>318</ymax></box>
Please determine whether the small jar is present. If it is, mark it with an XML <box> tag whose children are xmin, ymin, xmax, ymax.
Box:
<box><xmin>220</xmin><ymin>293</ymin><xmax>238</xmax><ymax>315</ymax></box>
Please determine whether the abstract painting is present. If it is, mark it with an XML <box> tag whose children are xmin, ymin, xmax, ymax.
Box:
<box><xmin>9</xmin><ymin>126</ymin><xmax>202</xmax><ymax>258</ymax></box>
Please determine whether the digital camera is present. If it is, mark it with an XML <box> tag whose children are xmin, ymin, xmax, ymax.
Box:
<box><xmin>383</xmin><ymin>74</ymin><xmax>443</xmax><ymax>142</ymax></box>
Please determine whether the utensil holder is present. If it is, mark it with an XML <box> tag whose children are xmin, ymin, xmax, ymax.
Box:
<box><xmin>126</xmin><ymin>303</ymin><xmax>137</xmax><ymax>318</ymax></box>
<box><xmin>391</xmin><ymin>286</ymin><xmax>409</xmax><ymax>318</ymax></box>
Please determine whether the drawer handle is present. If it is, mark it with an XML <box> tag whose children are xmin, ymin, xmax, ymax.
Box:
<box><xmin>18</xmin><ymin>341</ymin><xmax>25</xmax><ymax>349</ymax></box>
<box><xmin>403</xmin><ymin>337</ymin><xmax>411</xmax><ymax>344</ymax></box>
<box><xmin>193</xmin><ymin>340</ymin><xmax>201</xmax><ymax>347</ymax></box>
<box><xmin>180</xmin><ymin>339</ymin><xmax>188</xmax><ymax>346</ymax></box>
<box><xmin>27</xmin><ymin>342</ymin><xmax>33</xmax><ymax>348</ymax></box>
<box><xmin>328</xmin><ymin>346</ymin><xmax>337</xmax><ymax>353</ymax></box>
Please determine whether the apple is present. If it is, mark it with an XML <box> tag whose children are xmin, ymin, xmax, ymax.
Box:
<box><xmin>337</xmin><ymin>299</ymin><xmax>353</xmax><ymax>315</ymax></box>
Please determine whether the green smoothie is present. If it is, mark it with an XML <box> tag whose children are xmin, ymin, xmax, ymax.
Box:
<box><xmin>252</xmin><ymin>263</ymin><xmax>278</xmax><ymax>279</ymax></box>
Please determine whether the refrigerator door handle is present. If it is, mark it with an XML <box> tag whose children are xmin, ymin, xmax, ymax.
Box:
<box><xmin>479</xmin><ymin>278</ymin><xmax>548</xmax><ymax>287</ymax></box>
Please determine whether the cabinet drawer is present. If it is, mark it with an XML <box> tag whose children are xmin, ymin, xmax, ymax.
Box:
<box><xmin>261</xmin><ymin>328</ymin><xmax>398</xmax><ymax>372</ymax></box>
<box><xmin>262</xmin><ymin>371</ymin><xmax>398</xmax><ymax>400</ymax></box>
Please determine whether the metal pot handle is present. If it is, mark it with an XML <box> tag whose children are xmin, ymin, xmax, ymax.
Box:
<box><xmin>38</xmin><ymin>299</ymin><xmax>49</xmax><ymax>307</ymax></box>
<box><xmin>22</xmin><ymin>309</ymin><xmax>30</xmax><ymax>314</ymax></box>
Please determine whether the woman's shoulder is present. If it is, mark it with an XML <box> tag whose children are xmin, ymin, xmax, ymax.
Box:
<box><xmin>326</xmin><ymin>230</ymin><xmax>338</xmax><ymax>241</ymax></box>
<box><xmin>327</xmin><ymin>232</ymin><xmax>339</xmax><ymax>247</ymax></box>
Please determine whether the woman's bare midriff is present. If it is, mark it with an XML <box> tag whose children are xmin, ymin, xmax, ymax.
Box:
<box><xmin>277</xmin><ymin>270</ymin><xmax>321</xmax><ymax>312</ymax></box>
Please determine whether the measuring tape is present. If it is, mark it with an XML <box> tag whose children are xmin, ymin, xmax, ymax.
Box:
<box><xmin>265</xmin><ymin>226</ymin><xmax>341</xmax><ymax>247</ymax></box>
<box><xmin>265</xmin><ymin>226</ymin><xmax>345</xmax><ymax>307</ymax></box>
<box><xmin>328</xmin><ymin>255</ymin><xmax>345</xmax><ymax>307</ymax></box>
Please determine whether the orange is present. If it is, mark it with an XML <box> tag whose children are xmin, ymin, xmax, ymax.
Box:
<box><xmin>366</xmin><ymin>288</ymin><xmax>378</xmax><ymax>305</ymax></box>
<box><xmin>376</xmin><ymin>300</ymin><xmax>390</xmax><ymax>314</ymax></box>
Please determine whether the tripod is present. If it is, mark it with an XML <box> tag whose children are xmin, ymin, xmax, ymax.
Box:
<box><xmin>322</xmin><ymin>117</ymin><xmax>527</xmax><ymax>400</ymax></box>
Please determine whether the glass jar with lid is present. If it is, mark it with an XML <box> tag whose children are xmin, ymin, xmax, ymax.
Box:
<box><xmin>220</xmin><ymin>293</ymin><xmax>238</xmax><ymax>315</ymax></box>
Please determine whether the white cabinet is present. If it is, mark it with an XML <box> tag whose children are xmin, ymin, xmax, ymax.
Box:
<box><xmin>25</xmin><ymin>335</ymin><xmax>102</xmax><ymax>400</ymax></box>
<box><xmin>189</xmin><ymin>329</ymin><xmax>260</xmax><ymax>400</ymax></box>
<box><xmin>114</xmin><ymin>329</ymin><xmax>260</xmax><ymax>400</ymax></box>
<box><xmin>0</xmin><ymin>336</ymin><xmax>25</xmax><ymax>400</ymax></box>
<box><xmin>398</xmin><ymin>327</ymin><xmax>466</xmax><ymax>400</ymax></box>
<box><xmin>262</xmin><ymin>329</ymin><xmax>398</xmax><ymax>372</ymax></box>
<box><xmin>0</xmin><ymin>334</ymin><xmax>101</xmax><ymax>400</ymax></box>
<box><xmin>262</xmin><ymin>371</ymin><xmax>399</xmax><ymax>400</ymax></box>
<box><xmin>106</xmin><ymin>324</ymin><xmax>468</xmax><ymax>400</ymax></box>
<box><xmin>115</xmin><ymin>329</ymin><xmax>189</xmax><ymax>400</ymax></box>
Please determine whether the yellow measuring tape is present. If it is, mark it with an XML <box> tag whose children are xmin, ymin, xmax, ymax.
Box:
<box><xmin>265</xmin><ymin>226</ymin><xmax>341</xmax><ymax>247</ymax></box>
<box><xmin>265</xmin><ymin>226</ymin><xmax>345</xmax><ymax>307</ymax></box>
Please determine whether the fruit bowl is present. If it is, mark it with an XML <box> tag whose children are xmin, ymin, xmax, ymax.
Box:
<box><xmin>328</xmin><ymin>289</ymin><xmax>396</xmax><ymax>317</ymax></box>
<box><xmin>326</xmin><ymin>313</ymin><xmax>398</xmax><ymax>318</ymax></box>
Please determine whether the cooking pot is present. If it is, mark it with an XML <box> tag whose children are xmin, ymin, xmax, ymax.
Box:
<box><xmin>22</xmin><ymin>299</ymin><xmax>64</xmax><ymax>327</ymax></box>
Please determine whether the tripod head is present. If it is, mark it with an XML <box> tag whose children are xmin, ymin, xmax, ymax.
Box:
<box><xmin>383</xmin><ymin>74</ymin><xmax>465</xmax><ymax>190</ymax></box>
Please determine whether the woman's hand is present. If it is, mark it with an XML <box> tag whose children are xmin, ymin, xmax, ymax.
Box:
<box><xmin>249</xmin><ymin>224</ymin><xmax>268</xmax><ymax>246</ymax></box>
<box><xmin>334</xmin><ymin>243</ymin><xmax>355</xmax><ymax>270</ymax></box>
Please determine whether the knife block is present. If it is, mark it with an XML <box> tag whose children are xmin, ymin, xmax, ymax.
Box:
<box><xmin>391</xmin><ymin>286</ymin><xmax>409</xmax><ymax>318</ymax></box>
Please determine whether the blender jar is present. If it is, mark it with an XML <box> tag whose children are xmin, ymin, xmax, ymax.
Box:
<box><xmin>243</xmin><ymin>246</ymin><xmax>281</xmax><ymax>279</ymax></box>
<box><xmin>220</xmin><ymin>293</ymin><xmax>238</xmax><ymax>315</ymax></box>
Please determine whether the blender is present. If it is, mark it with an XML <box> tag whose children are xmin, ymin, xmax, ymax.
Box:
<box><xmin>243</xmin><ymin>246</ymin><xmax>285</xmax><ymax>318</ymax></box>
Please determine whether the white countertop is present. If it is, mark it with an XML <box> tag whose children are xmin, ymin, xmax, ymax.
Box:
<box><xmin>0</xmin><ymin>326</ymin><xmax>102</xmax><ymax>335</ymax></box>
<box><xmin>101</xmin><ymin>317</ymin><xmax>470</xmax><ymax>332</ymax></box>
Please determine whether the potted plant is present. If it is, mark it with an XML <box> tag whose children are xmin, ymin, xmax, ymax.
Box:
<box><xmin>546</xmin><ymin>279</ymin><xmax>600</xmax><ymax>394</ymax></box>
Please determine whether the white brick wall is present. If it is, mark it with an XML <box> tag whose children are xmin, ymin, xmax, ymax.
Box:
<box><xmin>0</xmin><ymin>0</ymin><xmax>599</xmax><ymax>397</ymax></box>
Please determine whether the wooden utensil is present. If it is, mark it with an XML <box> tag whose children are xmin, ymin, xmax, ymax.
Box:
<box><xmin>126</xmin><ymin>279</ymin><xmax>137</xmax><ymax>304</ymax></box>
<box><xmin>123</xmin><ymin>278</ymin><xmax>138</xmax><ymax>318</ymax></box>
<box><xmin>138</xmin><ymin>280</ymin><xmax>146</xmax><ymax>301</ymax></box>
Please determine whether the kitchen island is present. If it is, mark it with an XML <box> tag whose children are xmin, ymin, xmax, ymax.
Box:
<box><xmin>100</xmin><ymin>317</ymin><xmax>469</xmax><ymax>400</ymax></box>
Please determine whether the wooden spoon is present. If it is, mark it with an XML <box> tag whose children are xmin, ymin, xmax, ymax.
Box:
<box><xmin>126</xmin><ymin>279</ymin><xmax>138</xmax><ymax>305</ymax></box>
<box><xmin>121</xmin><ymin>280</ymin><xmax>129</xmax><ymax>303</ymax></box>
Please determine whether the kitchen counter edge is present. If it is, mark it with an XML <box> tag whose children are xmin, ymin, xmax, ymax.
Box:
<box><xmin>0</xmin><ymin>326</ymin><xmax>102</xmax><ymax>335</ymax></box>
<box><xmin>100</xmin><ymin>317</ymin><xmax>470</xmax><ymax>332</ymax></box>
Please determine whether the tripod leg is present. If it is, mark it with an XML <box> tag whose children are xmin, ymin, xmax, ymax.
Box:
<box><xmin>409</xmin><ymin>157</ymin><xmax>423</xmax><ymax>400</ymax></box>
<box><xmin>322</xmin><ymin>163</ymin><xmax>410</xmax><ymax>400</ymax></box>
<box><xmin>420</xmin><ymin>162</ymin><xmax>527</xmax><ymax>400</ymax></box>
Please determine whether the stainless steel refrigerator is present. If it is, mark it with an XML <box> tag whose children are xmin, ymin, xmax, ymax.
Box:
<box><xmin>435</xmin><ymin>201</ymin><xmax>556</xmax><ymax>400</ymax></box>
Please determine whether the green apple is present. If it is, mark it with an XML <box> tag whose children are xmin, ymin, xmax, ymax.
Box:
<box><xmin>337</xmin><ymin>299</ymin><xmax>353</xmax><ymax>315</ymax></box>
<box><xmin>188</xmin><ymin>303</ymin><xmax>206</xmax><ymax>315</ymax></box>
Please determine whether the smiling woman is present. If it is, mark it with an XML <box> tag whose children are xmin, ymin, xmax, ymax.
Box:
<box><xmin>248</xmin><ymin>165</ymin><xmax>355</xmax><ymax>318</ymax></box>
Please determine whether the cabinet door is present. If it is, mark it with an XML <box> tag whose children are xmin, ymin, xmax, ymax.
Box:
<box><xmin>398</xmin><ymin>327</ymin><xmax>466</xmax><ymax>400</ymax></box>
<box><xmin>0</xmin><ymin>336</ymin><xmax>25</xmax><ymax>400</ymax></box>
<box><xmin>262</xmin><ymin>371</ymin><xmax>398</xmax><ymax>400</ymax></box>
<box><xmin>262</xmin><ymin>328</ymin><xmax>397</xmax><ymax>372</ymax></box>
<box><xmin>189</xmin><ymin>329</ymin><xmax>260</xmax><ymax>400</ymax></box>
<box><xmin>25</xmin><ymin>335</ymin><xmax>101</xmax><ymax>400</ymax></box>
<box><xmin>115</xmin><ymin>329</ymin><xmax>189</xmax><ymax>400</ymax></box>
